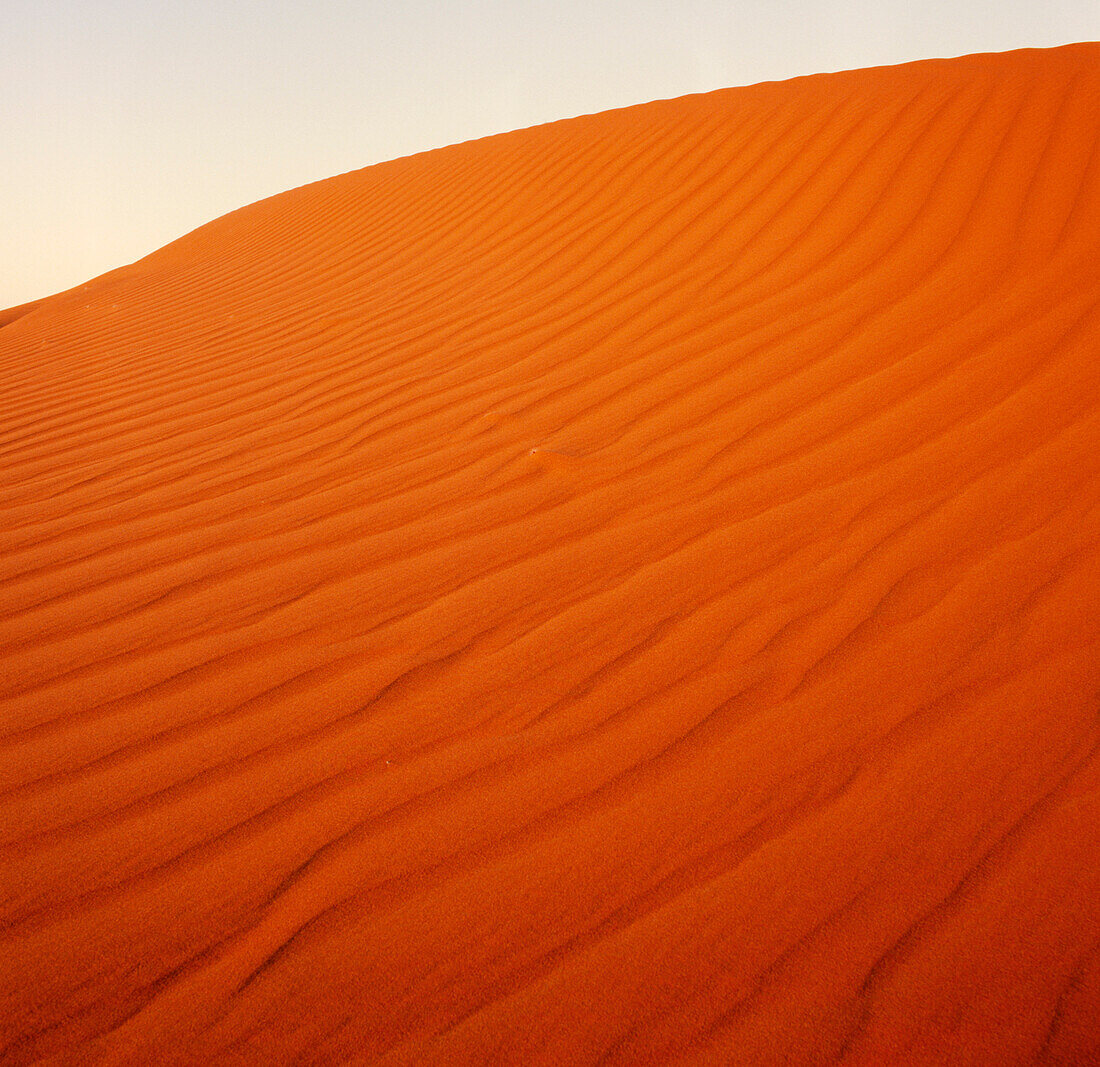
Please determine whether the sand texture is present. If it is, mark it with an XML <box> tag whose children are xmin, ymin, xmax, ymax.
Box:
<box><xmin>1</xmin><ymin>42</ymin><xmax>1099</xmax><ymax>1065</ymax></box>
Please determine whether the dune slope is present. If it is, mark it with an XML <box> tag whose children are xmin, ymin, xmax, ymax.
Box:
<box><xmin>1</xmin><ymin>43</ymin><xmax>1099</xmax><ymax>1065</ymax></box>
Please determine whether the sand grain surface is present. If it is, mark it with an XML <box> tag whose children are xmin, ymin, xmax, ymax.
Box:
<box><xmin>1</xmin><ymin>43</ymin><xmax>1099</xmax><ymax>1064</ymax></box>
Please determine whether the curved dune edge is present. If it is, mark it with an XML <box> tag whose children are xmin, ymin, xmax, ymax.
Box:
<box><xmin>1</xmin><ymin>43</ymin><xmax>1099</xmax><ymax>1064</ymax></box>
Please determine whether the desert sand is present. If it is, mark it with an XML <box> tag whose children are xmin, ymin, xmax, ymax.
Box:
<box><xmin>1</xmin><ymin>42</ymin><xmax>1098</xmax><ymax>1065</ymax></box>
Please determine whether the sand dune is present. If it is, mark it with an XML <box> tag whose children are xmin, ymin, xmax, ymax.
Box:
<box><xmin>1</xmin><ymin>42</ymin><xmax>1099</xmax><ymax>1064</ymax></box>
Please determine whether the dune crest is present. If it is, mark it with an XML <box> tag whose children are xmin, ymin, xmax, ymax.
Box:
<box><xmin>1</xmin><ymin>43</ymin><xmax>1099</xmax><ymax>1064</ymax></box>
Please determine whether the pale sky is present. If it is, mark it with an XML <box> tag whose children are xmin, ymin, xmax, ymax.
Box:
<box><xmin>4</xmin><ymin>1</ymin><xmax>1097</xmax><ymax>308</ymax></box>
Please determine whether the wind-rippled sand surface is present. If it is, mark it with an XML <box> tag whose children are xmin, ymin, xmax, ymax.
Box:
<box><xmin>1</xmin><ymin>43</ymin><xmax>1099</xmax><ymax>1065</ymax></box>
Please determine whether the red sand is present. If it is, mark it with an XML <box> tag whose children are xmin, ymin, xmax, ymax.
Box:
<box><xmin>1</xmin><ymin>43</ymin><xmax>1099</xmax><ymax>1065</ymax></box>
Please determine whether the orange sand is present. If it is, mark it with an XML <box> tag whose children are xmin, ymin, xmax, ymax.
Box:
<box><xmin>1</xmin><ymin>43</ymin><xmax>1099</xmax><ymax>1065</ymax></box>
